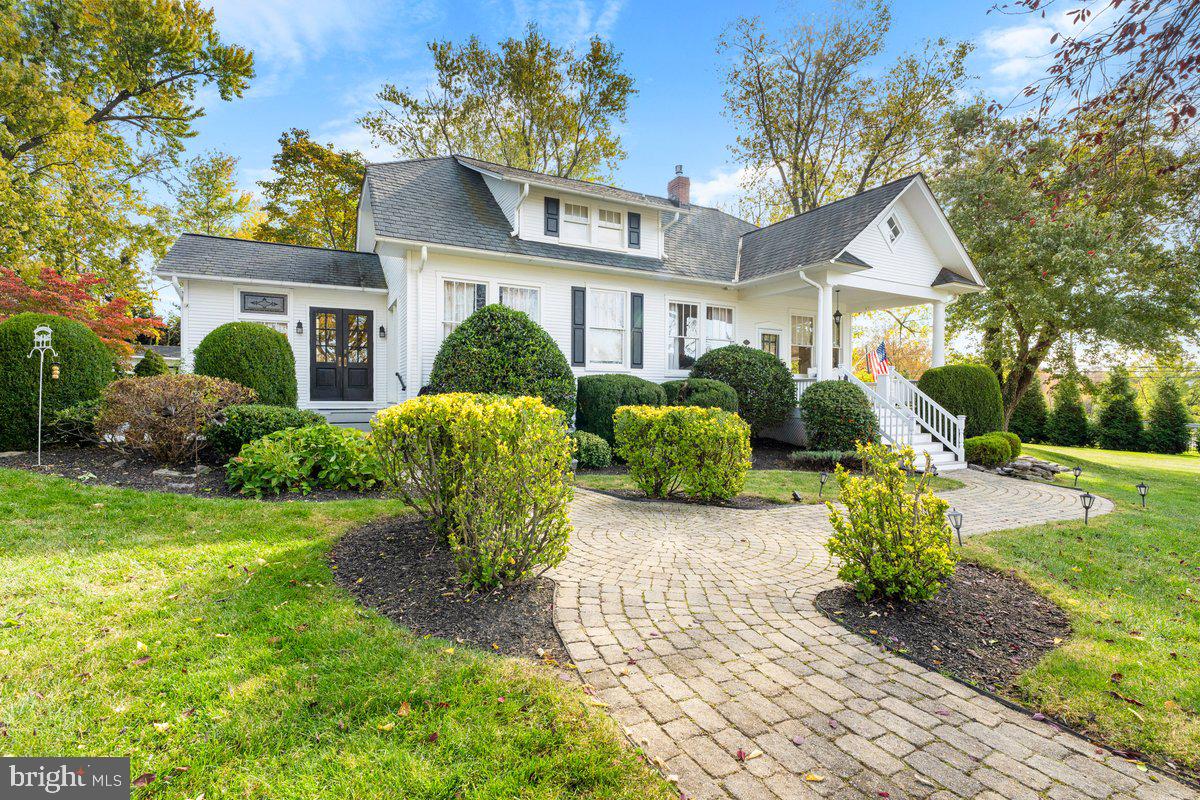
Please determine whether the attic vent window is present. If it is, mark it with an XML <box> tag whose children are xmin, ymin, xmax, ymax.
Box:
<box><xmin>885</xmin><ymin>214</ymin><xmax>904</xmax><ymax>243</ymax></box>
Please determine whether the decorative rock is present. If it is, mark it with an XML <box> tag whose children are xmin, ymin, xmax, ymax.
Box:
<box><xmin>0</xmin><ymin>451</ymin><xmax>25</xmax><ymax>458</ymax></box>
<box><xmin>110</xmin><ymin>459</ymin><xmax>126</xmax><ymax>469</ymax></box>
<box><xmin>166</xmin><ymin>482</ymin><xmax>196</xmax><ymax>490</ymax></box>
<box><xmin>193</xmin><ymin>464</ymin><xmax>212</xmax><ymax>476</ymax></box>
<box><xmin>151</xmin><ymin>468</ymin><xmax>183</xmax><ymax>478</ymax></box>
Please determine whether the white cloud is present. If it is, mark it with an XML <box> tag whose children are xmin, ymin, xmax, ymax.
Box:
<box><xmin>980</xmin><ymin>22</ymin><xmax>1057</xmax><ymax>81</ymax></box>
<box><xmin>507</xmin><ymin>0</ymin><xmax>626</xmax><ymax>42</ymax></box>
<box><xmin>690</xmin><ymin>166</ymin><xmax>750</xmax><ymax>207</ymax></box>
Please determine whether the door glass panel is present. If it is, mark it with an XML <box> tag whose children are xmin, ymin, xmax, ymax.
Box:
<box><xmin>346</xmin><ymin>313</ymin><xmax>369</xmax><ymax>364</ymax></box>
<box><xmin>316</xmin><ymin>313</ymin><xmax>337</xmax><ymax>362</ymax></box>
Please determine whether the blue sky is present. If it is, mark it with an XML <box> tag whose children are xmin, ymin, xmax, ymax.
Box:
<box><xmin>188</xmin><ymin>0</ymin><xmax>1064</xmax><ymax>209</ymax></box>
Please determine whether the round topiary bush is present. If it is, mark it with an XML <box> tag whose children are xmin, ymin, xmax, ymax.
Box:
<box><xmin>797</xmin><ymin>380</ymin><xmax>879</xmax><ymax>451</ymax></box>
<box><xmin>576</xmin><ymin>374</ymin><xmax>666</xmax><ymax>445</ymax></box>
<box><xmin>915</xmin><ymin>364</ymin><xmax>1003</xmax><ymax>439</ymax></box>
<box><xmin>689</xmin><ymin>345</ymin><xmax>794</xmax><ymax>434</ymax></box>
<box><xmin>426</xmin><ymin>304</ymin><xmax>575</xmax><ymax>419</ymax></box>
<box><xmin>0</xmin><ymin>313</ymin><xmax>113</xmax><ymax>450</ymax></box>
<box><xmin>133</xmin><ymin>348</ymin><xmax>169</xmax><ymax>377</ymax></box>
<box><xmin>964</xmin><ymin>433</ymin><xmax>1012</xmax><ymax>467</ymax></box>
<box><xmin>997</xmin><ymin>431</ymin><xmax>1021</xmax><ymax>460</ymax></box>
<box><xmin>661</xmin><ymin>378</ymin><xmax>739</xmax><ymax>413</ymax></box>
<box><xmin>572</xmin><ymin>430</ymin><xmax>612</xmax><ymax>469</ymax></box>
<box><xmin>194</xmin><ymin>322</ymin><xmax>297</xmax><ymax>407</ymax></box>
<box><xmin>1008</xmin><ymin>385</ymin><xmax>1047</xmax><ymax>443</ymax></box>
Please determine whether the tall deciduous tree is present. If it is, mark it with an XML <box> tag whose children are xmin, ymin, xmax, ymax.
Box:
<box><xmin>718</xmin><ymin>1</ymin><xmax>969</xmax><ymax>220</ymax></box>
<box><xmin>254</xmin><ymin>130</ymin><xmax>364</xmax><ymax>251</ymax></box>
<box><xmin>360</xmin><ymin>23</ymin><xmax>634</xmax><ymax>180</ymax></box>
<box><xmin>0</xmin><ymin>0</ymin><xmax>254</xmax><ymax>303</ymax></box>
<box><xmin>934</xmin><ymin>105</ymin><xmax>1200</xmax><ymax>423</ymax></box>
<box><xmin>173</xmin><ymin>151</ymin><xmax>258</xmax><ymax>238</ymax></box>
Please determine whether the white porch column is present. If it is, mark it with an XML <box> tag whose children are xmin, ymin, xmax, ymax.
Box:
<box><xmin>816</xmin><ymin>282</ymin><xmax>835</xmax><ymax>379</ymax></box>
<box><xmin>839</xmin><ymin>310</ymin><xmax>853</xmax><ymax>371</ymax></box>
<box><xmin>931</xmin><ymin>299</ymin><xmax>946</xmax><ymax>368</ymax></box>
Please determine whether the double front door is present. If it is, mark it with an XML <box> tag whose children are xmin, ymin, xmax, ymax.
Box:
<box><xmin>310</xmin><ymin>308</ymin><xmax>373</xmax><ymax>402</ymax></box>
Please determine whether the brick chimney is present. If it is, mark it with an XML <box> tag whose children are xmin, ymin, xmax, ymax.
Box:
<box><xmin>667</xmin><ymin>164</ymin><xmax>690</xmax><ymax>206</ymax></box>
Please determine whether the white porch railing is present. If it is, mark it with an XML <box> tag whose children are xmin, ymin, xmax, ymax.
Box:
<box><xmin>837</xmin><ymin>369</ymin><xmax>923</xmax><ymax>449</ymax></box>
<box><xmin>794</xmin><ymin>375</ymin><xmax>818</xmax><ymax>401</ymax></box>
<box><xmin>878</xmin><ymin>372</ymin><xmax>966</xmax><ymax>462</ymax></box>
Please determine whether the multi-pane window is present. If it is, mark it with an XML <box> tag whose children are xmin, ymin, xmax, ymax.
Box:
<box><xmin>791</xmin><ymin>314</ymin><xmax>814</xmax><ymax>374</ymax></box>
<box><xmin>760</xmin><ymin>332</ymin><xmax>780</xmax><ymax>358</ymax></box>
<box><xmin>562</xmin><ymin>202</ymin><xmax>590</xmax><ymax>243</ymax></box>
<box><xmin>598</xmin><ymin>209</ymin><xmax>621</xmax><ymax>227</ymax></box>
<box><xmin>668</xmin><ymin>302</ymin><xmax>700</xmax><ymax>370</ymax></box>
<box><xmin>499</xmin><ymin>285</ymin><xmax>540</xmax><ymax>320</ymax></box>
<box><xmin>596</xmin><ymin>208</ymin><xmax>622</xmax><ymax>247</ymax></box>
<box><xmin>564</xmin><ymin>203</ymin><xmax>589</xmax><ymax>222</ymax></box>
<box><xmin>885</xmin><ymin>214</ymin><xmax>903</xmax><ymax>243</ymax></box>
<box><xmin>315</xmin><ymin>312</ymin><xmax>338</xmax><ymax>362</ymax></box>
<box><xmin>443</xmin><ymin>279</ymin><xmax>485</xmax><ymax>338</ymax></box>
<box><xmin>705</xmin><ymin>306</ymin><xmax>734</xmax><ymax>351</ymax></box>
<box><xmin>587</xmin><ymin>289</ymin><xmax>626</xmax><ymax>365</ymax></box>
<box><xmin>346</xmin><ymin>313</ymin><xmax>369</xmax><ymax>364</ymax></box>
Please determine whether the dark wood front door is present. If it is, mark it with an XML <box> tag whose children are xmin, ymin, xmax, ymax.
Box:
<box><xmin>310</xmin><ymin>308</ymin><xmax>373</xmax><ymax>402</ymax></box>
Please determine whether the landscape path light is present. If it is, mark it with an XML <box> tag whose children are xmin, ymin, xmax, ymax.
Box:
<box><xmin>946</xmin><ymin>507</ymin><xmax>964</xmax><ymax>546</ymax></box>
<box><xmin>1080</xmin><ymin>491</ymin><xmax>1096</xmax><ymax>526</ymax></box>
<box><xmin>1072</xmin><ymin>465</ymin><xmax>1083</xmax><ymax>488</ymax></box>
<box><xmin>1136</xmin><ymin>481</ymin><xmax>1148</xmax><ymax>508</ymax></box>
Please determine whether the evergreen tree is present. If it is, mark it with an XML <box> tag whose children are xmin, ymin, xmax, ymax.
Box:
<box><xmin>1144</xmin><ymin>376</ymin><xmax>1192</xmax><ymax>454</ymax></box>
<box><xmin>1046</xmin><ymin>376</ymin><xmax>1090</xmax><ymax>446</ymax></box>
<box><xmin>1008</xmin><ymin>383</ymin><xmax>1048</xmax><ymax>443</ymax></box>
<box><xmin>1097</xmin><ymin>366</ymin><xmax>1145</xmax><ymax>451</ymax></box>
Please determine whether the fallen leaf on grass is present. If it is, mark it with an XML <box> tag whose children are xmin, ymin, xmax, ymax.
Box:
<box><xmin>152</xmin><ymin>722</ymin><xmax>171</xmax><ymax>733</ymax></box>
<box><xmin>427</xmin><ymin>732</ymin><xmax>439</xmax><ymax>743</ymax></box>
<box><xmin>397</xmin><ymin>702</ymin><xmax>411</xmax><ymax>717</ymax></box>
<box><xmin>132</xmin><ymin>773</ymin><xmax>155</xmax><ymax>787</ymax></box>
<box><xmin>377</xmin><ymin>722</ymin><xmax>395</xmax><ymax>731</ymax></box>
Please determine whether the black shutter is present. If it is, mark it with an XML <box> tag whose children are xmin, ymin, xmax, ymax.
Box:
<box><xmin>628</xmin><ymin>212</ymin><xmax>641</xmax><ymax>249</ymax></box>
<box><xmin>570</xmin><ymin>286</ymin><xmax>586</xmax><ymax>366</ymax></box>
<box><xmin>544</xmin><ymin>197</ymin><xmax>560</xmax><ymax>237</ymax></box>
<box><xmin>630</xmin><ymin>293</ymin><xmax>644</xmax><ymax>368</ymax></box>
<box><xmin>474</xmin><ymin>282</ymin><xmax>487</xmax><ymax>311</ymax></box>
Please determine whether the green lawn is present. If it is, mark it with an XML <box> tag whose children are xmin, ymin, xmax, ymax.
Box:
<box><xmin>965</xmin><ymin>445</ymin><xmax>1200</xmax><ymax>776</ymax></box>
<box><xmin>576</xmin><ymin>467</ymin><xmax>963</xmax><ymax>504</ymax></box>
<box><xmin>0</xmin><ymin>469</ymin><xmax>674</xmax><ymax>799</ymax></box>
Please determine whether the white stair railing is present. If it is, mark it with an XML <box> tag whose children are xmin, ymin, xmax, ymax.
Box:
<box><xmin>877</xmin><ymin>372</ymin><xmax>966</xmax><ymax>462</ymax></box>
<box><xmin>838</xmin><ymin>368</ymin><xmax>920</xmax><ymax>448</ymax></box>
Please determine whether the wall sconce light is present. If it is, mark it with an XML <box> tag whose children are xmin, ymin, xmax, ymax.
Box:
<box><xmin>379</xmin><ymin>325</ymin><xmax>386</xmax><ymax>340</ymax></box>
<box><xmin>295</xmin><ymin>320</ymin><xmax>303</xmax><ymax>336</ymax></box>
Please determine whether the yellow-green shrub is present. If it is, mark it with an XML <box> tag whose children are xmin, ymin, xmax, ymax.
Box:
<box><xmin>826</xmin><ymin>442</ymin><xmax>957</xmax><ymax>603</ymax></box>
<box><xmin>371</xmin><ymin>393</ymin><xmax>574</xmax><ymax>587</ymax></box>
<box><xmin>613</xmin><ymin>405</ymin><xmax>751</xmax><ymax>502</ymax></box>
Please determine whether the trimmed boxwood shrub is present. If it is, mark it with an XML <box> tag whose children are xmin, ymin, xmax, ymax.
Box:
<box><xmin>1145</xmin><ymin>377</ymin><xmax>1192</xmax><ymax>455</ymax></box>
<box><xmin>1046</xmin><ymin>376</ymin><xmax>1090</xmax><ymax>446</ymax></box>
<box><xmin>660</xmin><ymin>378</ymin><xmax>739</xmax><ymax>413</ymax></box>
<box><xmin>576</xmin><ymin>374</ymin><xmax>665</xmax><ymax>445</ymax></box>
<box><xmin>689</xmin><ymin>345</ymin><xmax>794</xmax><ymax>434</ymax></box>
<box><xmin>226</xmin><ymin>425</ymin><xmax>383</xmax><ymax>497</ymax></box>
<box><xmin>788</xmin><ymin>449</ymin><xmax>861</xmax><ymax>471</ymax></box>
<box><xmin>426</xmin><ymin>304</ymin><xmax>575</xmax><ymax>418</ymax></box>
<box><xmin>916</xmin><ymin>364</ymin><xmax>1003</xmax><ymax>439</ymax></box>
<box><xmin>1096</xmin><ymin>366</ymin><xmax>1144</xmax><ymax>451</ymax></box>
<box><xmin>1008</xmin><ymin>385</ymin><xmax>1047</xmax><ymax>443</ymax></box>
<box><xmin>613</xmin><ymin>405</ymin><xmax>752</xmax><ymax>502</ymax></box>
<box><xmin>133</xmin><ymin>349</ymin><xmax>169</xmax><ymax>377</ymax></box>
<box><xmin>572</xmin><ymin>430</ymin><xmax>612</xmax><ymax>469</ymax></box>
<box><xmin>194</xmin><ymin>322</ymin><xmax>297</xmax><ymax>407</ymax></box>
<box><xmin>205</xmin><ymin>403</ymin><xmax>327</xmax><ymax>456</ymax></box>
<box><xmin>0</xmin><ymin>313</ymin><xmax>113</xmax><ymax>450</ymax></box>
<box><xmin>797</xmin><ymin>380</ymin><xmax>878</xmax><ymax>451</ymax></box>
<box><xmin>964</xmin><ymin>433</ymin><xmax>1012</xmax><ymax>467</ymax></box>
<box><xmin>998</xmin><ymin>431</ymin><xmax>1021</xmax><ymax>459</ymax></box>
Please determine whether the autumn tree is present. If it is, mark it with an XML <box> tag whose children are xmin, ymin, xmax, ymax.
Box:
<box><xmin>360</xmin><ymin>23</ymin><xmax>634</xmax><ymax>180</ymax></box>
<box><xmin>718</xmin><ymin>1</ymin><xmax>969</xmax><ymax>220</ymax></box>
<box><xmin>0</xmin><ymin>0</ymin><xmax>254</xmax><ymax>304</ymax></box>
<box><xmin>933</xmin><ymin>105</ymin><xmax>1200</xmax><ymax>424</ymax></box>
<box><xmin>173</xmin><ymin>151</ymin><xmax>258</xmax><ymax>238</ymax></box>
<box><xmin>254</xmin><ymin>130</ymin><xmax>364</xmax><ymax>251</ymax></box>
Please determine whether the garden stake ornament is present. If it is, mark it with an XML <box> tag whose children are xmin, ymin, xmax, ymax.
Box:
<box><xmin>27</xmin><ymin>325</ymin><xmax>59</xmax><ymax>467</ymax></box>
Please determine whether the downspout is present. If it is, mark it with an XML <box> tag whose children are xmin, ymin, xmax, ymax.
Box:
<box><xmin>510</xmin><ymin>182</ymin><xmax>530</xmax><ymax>237</ymax></box>
<box><xmin>661</xmin><ymin>211</ymin><xmax>681</xmax><ymax>258</ymax></box>
<box><xmin>797</xmin><ymin>269</ymin><xmax>826</xmax><ymax>378</ymax></box>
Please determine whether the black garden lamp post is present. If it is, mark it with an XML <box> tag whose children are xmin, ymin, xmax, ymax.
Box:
<box><xmin>1080</xmin><ymin>491</ymin><xmax>1096</xmax><ymax>526</ymax></box>
<box><xmin>928</xmin><ymin>464</ymin><xmax>939</xmax><ymax>478</ymax></box>
<box><xmin>818</xmin><ymin>471</ymin><xmax>829</xmax><ymax>498</ymax></box>
<box><xmin>1136</xmin><ymin>482</ymin><xmax>1148</xmax><ymax>508</ymax></box>
<box><xmin>1072</xmin><ymin>465</ymin><xmax>1083</xmax><ymax>488</ymax></box>
<box><xmin>947</xmin><ymin>507</ymin><xmax>964</xmax><ymax>546</ymax></box>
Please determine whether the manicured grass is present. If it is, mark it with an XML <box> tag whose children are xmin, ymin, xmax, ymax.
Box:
<box><xmin>964</xmin><ymin>445</ymin><xmax>1200</xmax><ymax>775</ymax></box>
<box><xmin>0</xmin><ymin>469</ymin><xmax>674</xmax><ymax>799</ymax></box>
<box><xmin>576</xmin><ymin>467</ymin><xmax>963</xmax><ymax>504</ymax></box>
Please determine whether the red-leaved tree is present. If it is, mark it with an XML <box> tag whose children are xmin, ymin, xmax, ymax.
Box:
<box><xmin>0</xmin><ymin>269</ymin><xmax>162</xmax><ymax>358</ymax></box>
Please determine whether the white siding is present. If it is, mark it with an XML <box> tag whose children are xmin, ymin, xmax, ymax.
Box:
<box><xmin>517</xmin><ymin>187</ymin><xmax>662</xmax><ymax>257</ymax></box>
<box><xmin>843</xmin><ymin>194</ymin><xmax>945</xmax><ymax>287</ymax></box>
<box><xmin>482</xmin><ymin>174</ymin><xmax>522</xmax><ymax>231</ymax></box>
<box><xmin>355</xmin><ymin>182</ymin><xmax>377</xmax><ymax>253</ymax></box>
<box><xmin>179</xmin><ymin>279</ymin><xmax>391</xmax><ymax>410</ymax></box>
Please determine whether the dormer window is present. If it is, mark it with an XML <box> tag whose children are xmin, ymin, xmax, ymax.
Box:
<box><xmin>884</xmin><ymin>214</ymin><xmax>904</xmax><ymax>244</ymax></box>
<box><xmin>562</xmin><ymin>202</ymin><xmax>590</xmax><ymax>243</ymax></box>
<box><xmin>597</xmin><ymin>208</ymin><xmax>622</xmax><ymax>247</ymax></box>
<box><xmin>598</xmin><ymin>209</ymin><xmax>621</xmax><ymax>227</ymax></box>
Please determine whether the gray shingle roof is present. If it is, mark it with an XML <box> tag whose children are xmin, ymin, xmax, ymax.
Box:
<box><xmin>931</xmin><ymin>266</ymin><xmax>982</xmax><ymax>288</ymax></box>
<box><xmin>737</xmin><ymin>176</ymin><xmax>918</xmax><ymax>281</ymax></box>
<box><xmin>454</xmin><ymin>155</ymin><xmax>680</xmax><ymax>211</ymax></box>
<box><xmin>365</xmin><ymin>157</ymin><xmax>744</xmax><ymax>281</ymax></box>
<box><xmin>158</xmin><ymin>234</ymin><xmax>385</xmax><ymax>289</ymax></box>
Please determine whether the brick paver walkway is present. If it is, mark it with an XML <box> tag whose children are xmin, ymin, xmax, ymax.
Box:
<box><xmin>551</xmin><ymin>471</ymin><xmax>1196</xmax><ymax>799</ymax></box>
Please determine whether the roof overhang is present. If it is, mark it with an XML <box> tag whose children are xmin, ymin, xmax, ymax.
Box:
<box><xmin>156</xmin><ymin>270</ymin><xmax>388</xmax><ymax>294</ymax></box>
<box><xmin>883</xmin><ymin>176</ymin><xmax>985</xmax><ymax>289</ymax></box>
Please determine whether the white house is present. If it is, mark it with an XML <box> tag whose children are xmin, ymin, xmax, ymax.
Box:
<box><xmin>157</xmin><ymin>156</ymin><xmax>984</xmax><ymax>469</ymax></box>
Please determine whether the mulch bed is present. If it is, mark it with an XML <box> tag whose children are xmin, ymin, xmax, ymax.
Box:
<box><xmin>331</xmin><ymin>516</ymin><xmax>572</xmax><ymax>666</ymax></box>
<box><xmin>815</xmin><ymin>563</ymin><xmax>1071</xmax><ymax>695</ymax></box>
<box><xmin>0</xmin><ymin>445</ymin><xmax>383</xmax><ymax>502</ymax></box>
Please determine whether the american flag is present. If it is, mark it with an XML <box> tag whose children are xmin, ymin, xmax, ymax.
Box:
<box><xmin>866</xmin><ymin>341</ymin><xmax>890</xmax><ymax>377</ymax></box>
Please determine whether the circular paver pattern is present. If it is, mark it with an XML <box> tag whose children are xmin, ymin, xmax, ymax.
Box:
<box><xmin>551</xmin><ymin>470</ymin><xmax>1195</xmax><ymax>800</ymax></box>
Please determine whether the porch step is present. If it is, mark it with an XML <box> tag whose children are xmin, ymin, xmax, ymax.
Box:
<box><xmin>314</xmin><ymin>408</ymin><xmax>378</xmax><ymax>431</ymax></box>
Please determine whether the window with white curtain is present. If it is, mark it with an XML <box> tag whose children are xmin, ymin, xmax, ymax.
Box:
<box><xmin>668</xmin><ymin>301</ymin><xmax>699</xmax><ymax>370</ymax></box>
<box><xmin>791</xmin><ymin>314</ymin><xmax>814</xmax><ymax>374</ymax></box>
<box><xmin>443</xmin><ymin>279</ymin><xmax>485</xmax><ymax>338</ymax></box>
<box><xmin>588</xmin><ymin>288</ymin><xmax>625</xmax><ymax>365</ymax></box>
<box><xmin>499</xmin><ymin>285</ymin><xmax>540</xmax><ymax>320</ymax></box>
<box><xmin>705</xmin><ymin>305</ymin><xmax>734</xmax><ymax>352</ymax></box>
